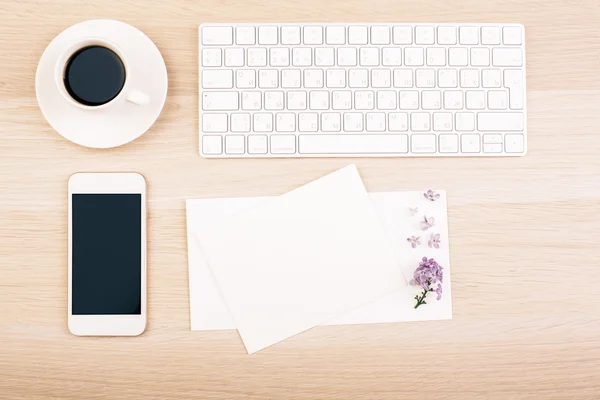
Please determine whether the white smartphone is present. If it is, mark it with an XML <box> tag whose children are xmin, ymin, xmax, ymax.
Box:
<box><xmin>68</xmin><ymin>173</ymin><xmax>147</xmax><ymax>336</ymax></box>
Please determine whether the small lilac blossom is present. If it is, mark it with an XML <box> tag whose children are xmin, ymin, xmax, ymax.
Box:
<box><xmin>410</xmin><ymin>257</ymin><xmax>444</xmax><ymax>309</ymax></box>
<box><xmin>406</xmin><ymin>236</ymin><xmax>421</xmax><ymax>248</ymax></box>
<box><xmin>423</xmin><ymin>190</ymin><xmax>441</xmax><ymax>201</ymax></box>
<box><xmin>428</xmin><ymin>233</ymin><xmax>441</xmax><ymax>249</ymax></box>
<box><xmin>408</xmin><ymin>207</ymin><xmax>419</xmax><ymax>217</ymax></box>
<box><xmin>420</xmin><ymin>215</ymin><xmax>435</xmax><ymax>231</ymax></box>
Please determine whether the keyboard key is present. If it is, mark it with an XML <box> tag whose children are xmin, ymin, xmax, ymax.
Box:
<box><xmin>299</xmin><ymin>112</ymin><xmax>318</xmax><ymax>131</ymax></box>
<box><xmin>202</xmin><ymin>113</ymin><xmax>228</xmax><ymax>132</ymax></box>
<box><xmin>459</xmin><ymin>26</ymin><xmax>478</xmax><ymax>44</ymax></box>
<box><xmin>405</xmin><ymin>48</ymin><xmax>424</xmax><ymax>66</ymax></box>
<box><xmin>349</xmin><ymin>69</ymin><xmax>369</xmax><ymax>88</ymax></box>
<box><xmin>461</xmin><ymin>134</ymin><xmax>481</xmax><ymax>153</ymax></box>
<box><xmin>399</xmin><ymin>90</ymin><xmax>419</xmax><ymax>109</ymax></box>
<box><xmin>258</xmin><ymin>26</ymin><xmax>278</xmax><ymax>45</ymax></box>
<box><xmin>338</xmin><ymin>48</ymin><xmax>357</xmax><ymax>66</ymax></box>
<box><xmin>371</xmin><ymin>69</ymin><xmax>391</xmax><ymax>88</ymax></box>
<box><xmin>259</xmin><ymin>69</ymin><xmax>279</xmax><ymax>88</ymax></box>
<box><xmin>393</xmin><ymin>69</ymin><xmax>413</xmax><ymax>87</ymax></box>
<box><xmin>415</xmin><ymin>26</ymin><xmax>435</xmax><ymax>44</ymax></box>
<box><xmin>242</xmin><ymin>91</ymin><xmax>261</xmax><ymax>110</ymax></box>
<box><xmin>315</xmin><ymin>48</ymin><xmax>335</xmax><ymax>66</ymax></box>
<box><xmin>231</xmin><ymin>113</ymin><xmax>251</xmax><ymax>132</ymax></box>
<box><xmin>487</xmin><ymin>90</ymin><xmax>508</xmax><ymax>110</ymax></box>
<box><xmin>348</xmin><ymin>26</ymin><xmax>368</xmax><ymax>44</ymax></box>
<box><xmin>225</xmin><ymin>135</ymin><xmax>245</xmax><ymax>154</ymax></box>
<box><xmin>271</xmin><ymin>134</ymin><xmax>296</xmax><ymax>154</ymax></box>
<box><xmin>276</xmin><ymin>113</ymin><xmax>296</xmax><ymax>132</ymax></box>
<box><xmin>438</xmin><ymin>69</ymin><xmax>458</xmax><ymax>88</ymax></box>
<box><xmin>377</xmin><ymin>91</ymin><xmax>397</xmax><ymax>110</ymax></box>
<box><xmin>460</xmin><ymin>69</ymin><xmax>480</xmax><ymax>88</ymax></box>
<box><xmin>411</xmin><ymin>112</ymin><xmax>431</xmax><ymax>131</ymax></box>
<box><xmin>443</xmin><ymin>90</ymin><xmax>463</xmax><ymax>109</ymax></box>
<box><xmin>281</xmin><ymin>69</ymin><xmax>301</xmax><ymax>88</ymax></box>
<box><xmin>202</xmin><ymin>26</ymin><xmax>233</xmax><ymax>45</ymax></box>
<box><xmin>287</xmin><ymin>91</ymin><xmax>307</xmax><ymax>110</ymax></box>
<box><xmin>411</xmin><ymin>134</ymin><xmax>436</xmax><ymax>153</ymax></box>
<box><xmin>422</xmin><ymin>91</ymin><xmax>441</xmax><ymax>110</ymax></box>
<box><xmin>366</xmin><ymin>112</ymin><xmax>386</xmax><ymax>131</ymax></box>
<box><xmin>248</xmin><ymin>135</ymin><xmax>268</xmax><ymax>154</ymax></box>
<box><xmin>466</xmin><ymin>90</ymin><xmax>485</xmax><ymax>110</ymax></box>
<box><xmin>344</xmin><ymin>113</ymin><xmax>364</xmax><ymax>132</ymax></box>
<box><xmin>265</xmin><ymin>91</ymin><xmax>285</xmax><ymax>110</ymax></box>
<box><xmin>270</xmin><ymin>48</ymin><xmax>290</xmax><ymax>66</ymax></box>
<box><xmin>393</xmin><ymin>26</ymin><xmax>413</xmax><ymax>44</ymax></box>
<box><xmin>299</xmin><ymin>134</ymin><xmax>408</xmax><ymax>154</ymax></box>
<box><xmin>503</xmin><ymin>26</ymin><xmax>522</xmax><ymax>45</ymax></box>
<box><xmin>327</xmin><ymin>69</ymin><xmax>346</xmax><ymax>88</ymax></box>
<box><xmin>248</xmin><ymin>48</ymin><xmax>267</xmax><ymax>67</ymax></box>
<box><xmin>448</xmin><ymin>47</ymin><xmax>468</xmax><ymax>66</ymax></box>
<box><xmin>382</xmin><ymin>48</ymin><xmax>402</xmax><ymax>66</ymax></box>
<box><xmin>225</xmin><ymin>48</ymin><xmax>244</xmax><ymax>67</ymax></box>
<box><xmin>426</xmin><ymin>47</ymin><xmax>446</xmax><ymax>66</ymax></box>
<box><xmin>236</xmin><ymin>26</ymin><xmax>256</xmax><ymax>45</ymax></box>
<box><xmin>281</xmin><ymin>26</ymin><xmax>301</xmax><ymax>45</ymax></box>
<box><xmin>253</xmin><ymin>113</ymin><xmax>273</xmax><ymax>132</ymax></box>
<box><xmin>202</xmin><ymin>48</ymin><xmax>221</xmax><ymax>67</ymax></box>
<box><xmin>505</xmin><ymin>134</ymin><xmax>525</xmax><ymax>153</ymax></box>
<box><xmin>354</xmin><ymin>90</ymin><xmax>375</xmax><ymax>110</ymax></box>
<box><xmin>332</xmin><ymin>90</ymin><xmax>352</xmax><ymax>110</ymax></box>
<box><xmin>504</xmin><ymin>69</ymin><xmax>524</xmax><ymax>109</ymax></box>
<box><xmin>482</xmin><ymin>69</ymin><xmax>502</xmax><ymax>87</ymax></box>
<box><xmin>483</xmin><ymin>134</ymin><xmax>502</xmax><ymax>143</ymax></box>
<box><xmin>304</xmin><ymin>69</ymin><xmax>324</xmax><ymax>88</ymax></box>
<box><xmin>309</xmin><ymin>90</ymin><xmax>330</xmax><ymax>110</ymax></box>
<box><xmin>326</xmin><ymin>26</ymin><xmax>346</xmax><ymax>44</ymax></box>
<box><xmin>202</xmin><ymin>135</ymin><xmax>223</xmax><ymax>155</ymax></box>
<box><xmin>439</xmin><ymin>134</ymin><xmax>459</xmax><ymax>153</ymax></box>
<box><xmin>437</xmin><ymin>26</ymin><xmax>456</xmax><ymax>44</ymax></box>
<box><xmin>492</xmin><ymin>48</ymin><xmax>523</xmax><ymax>66</ymax></box>
<box><xmin>292</xmin><ymin>48</ymin><xmax>312</xmax><ymax>66</ymax></box>
<box><xmin>371</xmin><ymin>26</ymin><xmax>390</xmax><ymax>44</ymax></box>
<box><xmin>360</xmin><ymin>48</ymin><xmax>380</xmax><ymax>66</ymax></box>
<box><xmin>481</xmin><ymin>26</ymin><xmax>500</xmax><ymax>45</ymax></box>
<box><xmin>202</xmin><ymin>92</ymin><xmax>239</xmax><ymax>111</ymax></box>
<box><xmin>416</xmin><ymin>69</ymin><xmax>435</xmax><ymax>88</ymax></box>
<box><xmin>433</xmin><ymin>112</ymin><xmax>452</xmax><ymax>131</ymax></box>
<box><xmin>304</xmin><ymin>26</ymin><xmax>323</xmax><ymax>44</ymax></box>
<box><xmin>236</xmin><ymin>69</ymin><xmax>256</xmax><ymax>88</ymax></box>
<box><xmin>483</xmin><ymin>143</ymin><xmax>502</xmax><ymax>153</ymax></box>
<box><xmin>202</xmin><ymin>70</ymin><xmax>233</xmax><ymax>89</ymax></box>
<box><xmin>471</xmin><ymin>48</ymin><xmax>490</xmax><ymax>66</ymax></box>
<box><xmin>455</xmin><ymin>112</ymin><xmax>475</xmax><ymax>131</ymax></box>
<box><xmin>478</xmin><ymin>112</ymin><xmax>524</xmax><ymax>131</ymax></box>
<box><xmin>321</xmin><ymin>112</ymin><xmax>341</xmax><ymax>131</ymax></box>
<box><xmin>388</xmin><ymin>112</ymin><xmax>408</xmax><ymax>131</ymax></box>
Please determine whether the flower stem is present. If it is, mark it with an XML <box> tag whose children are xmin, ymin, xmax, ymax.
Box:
<box><xmin>414</xmin><ymin>289</ymin><xmax>429</xmax><ymax>309</ymax></box>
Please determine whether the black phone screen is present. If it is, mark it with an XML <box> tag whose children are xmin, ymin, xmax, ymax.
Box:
<box><xmin>71</xmin><ymin>194</ymin><xmax>142</xmax><ymax>315</ymax></box>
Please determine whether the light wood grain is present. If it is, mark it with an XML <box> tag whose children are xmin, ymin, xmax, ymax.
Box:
<box><xmin>1</xmin><ymin>1</ymin><xmax>600</xmax><ymax>398</ymax></box>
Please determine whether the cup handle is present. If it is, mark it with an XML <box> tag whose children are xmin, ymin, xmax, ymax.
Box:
<box><xmin>127</xmin><ymin>90</ymin><xmax>150</xmax><ymax>106</ymax></box>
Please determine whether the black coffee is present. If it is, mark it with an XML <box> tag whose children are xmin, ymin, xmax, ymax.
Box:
<box><xmin>64</xmin><ymin>46</ymin><xmax>126</xmax><ymax>106</ymax></box>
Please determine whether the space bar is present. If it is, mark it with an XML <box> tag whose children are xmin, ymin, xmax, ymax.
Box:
<box><xmin>299</xmin><ymin>134</ymin><xmax>408</xmax><ymax>154</ymax></box>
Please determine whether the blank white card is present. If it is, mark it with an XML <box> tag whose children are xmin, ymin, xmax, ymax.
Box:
<box><xmin>194</xmin><ymin>165</ymin><xmax>404</xmax><ymax>354</ymax></box>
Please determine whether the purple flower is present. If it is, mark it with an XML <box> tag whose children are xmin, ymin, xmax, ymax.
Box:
<box><xmin>420</xmin><ymin>215</ymin><xmax>435</xmax><ymax>231</ymax></box>
<box><xmin>408</xmin><ymin>207</ymin><xmax>419</xmax><ymax>217</ymax></box>
<box><xmin>428</xmin><ymin>233</ymin><xmax>441</xmax><ymax>249</ymax></box>
<box><xmin>410</xmin><ymin>257</ymin><xmax>444</xmax><ymax>308</ymax></box>
<box><xmin>406</xmin><ymin>236</ymin><xmax>421</xmax><ymax>248</ymax></box>
<box><xmin>423</xmin><ymin>190</ymin><xmax>441</xmax><ymax>201</ymax></box>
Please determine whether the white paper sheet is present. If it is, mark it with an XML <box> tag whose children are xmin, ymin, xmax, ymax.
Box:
<box><xmin>187</xmin><ymin>190</ymin><xmax>452</xmax><ymax>332</ymax></box>
<box><xmin>193</xmin><ymin>165</ymin><xmax>404</xmax><ymax>354</ymax></box>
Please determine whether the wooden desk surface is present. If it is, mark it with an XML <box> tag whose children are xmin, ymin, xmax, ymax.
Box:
<box><xmin>1</xmin><ymin>0</ymin><xmax>599</xmax><ymax>398</ymax></box>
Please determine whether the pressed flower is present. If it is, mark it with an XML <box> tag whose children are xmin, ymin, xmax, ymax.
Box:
<box><xmin>410</xmin><ymin>257</ymin><xmax>444</xmax><ymax>308</ymax></box>
<box><xmin>420</xmin><ymin>215</ymin><xmax>435</xmax><ymax>231</ymax></box>
<box><xmin>406</xmin><ymin>236</ymin><xmax>421</xmax><ymax>248</ymax></box>
<box><xmin>428</xmin><ymin>233</ymin><xmax>441</xmax><ymax>249</ymax></box>
<box><xmin>423</xmin><ymin>190</ymin><xmax>441</xmax><ymax>201</ymax></box>
<box><xmin>408</xmin><ymin>207</ymin><xmax>419</xmax><ymax>216</ymax></box>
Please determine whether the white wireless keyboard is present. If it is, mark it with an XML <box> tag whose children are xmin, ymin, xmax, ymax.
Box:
<box><xmin>199</xmin><ymin>23</ymin><xmax>526</xmax><ymax>158</ymax></box>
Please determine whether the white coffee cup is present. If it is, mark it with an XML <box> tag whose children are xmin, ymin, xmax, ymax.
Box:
<box><xmin>55</xmin><ymin>37</ymin><xmax>150</xmax><ymax>110</ymax></box>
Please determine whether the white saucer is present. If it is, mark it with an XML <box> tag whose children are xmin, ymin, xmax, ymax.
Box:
<box><xmin>36</xmin><ymin>20</ymin><xmax>168</xmax><ymax>148</ymax></box>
